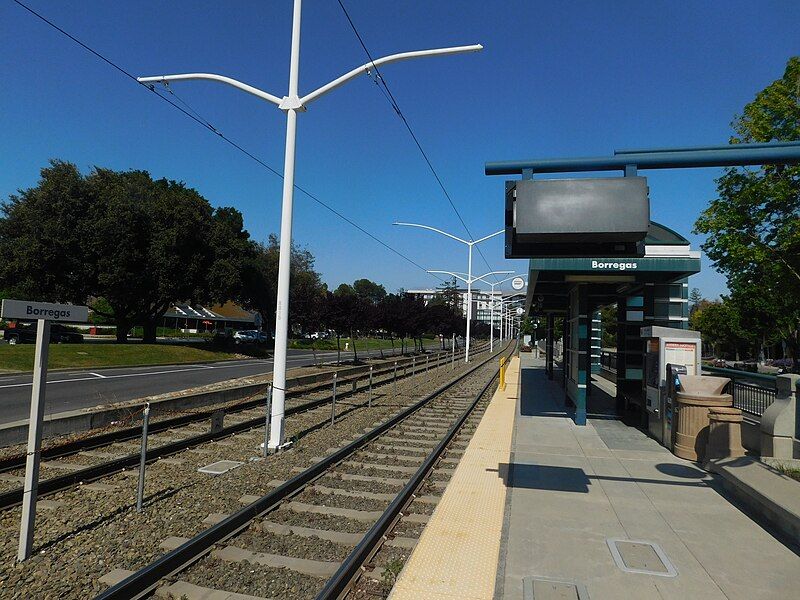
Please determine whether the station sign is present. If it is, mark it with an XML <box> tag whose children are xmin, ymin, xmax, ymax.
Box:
<box><xmin>511</xmin><ymin>277</ymin><xmax>525</xmax><ymax>290</ymax></box>
<box><xmin>1</xmin><ymin>299</ymin><xmax>89</xmax><ymax>322</ymax></box>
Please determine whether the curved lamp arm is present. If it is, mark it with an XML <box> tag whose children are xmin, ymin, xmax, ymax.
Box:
<box><xmin>139</xmin><ymin>44</ymin><xmax>483</xmax><ymax>110</ymax></box>
<box><xmin>137</xmin><ymin>73</ymin><xmax>284</xmax><ymax>106</ymax></box>
<box><xmin>472</xmin><ymin>270</ymin><xmax>514</xmax><ymax>285</ymax></box>
<box><xmin>302</xmin><ymin>44</ymin><xmax>483</xmax><ymax>106</ymax></box>
<box><xmin>428</xmin><ymin>270</ymin><xmax>469</xmax><ymax>284</ymax></box>
<box><xmin>472</xmin><ymin>229</ymin><xmax>504</xmax><ymax>245</ymax></box>
<box><xmin>394</xmin><ymin>222</ymin><xmax>468</xmax><ymax>245</ymax></box>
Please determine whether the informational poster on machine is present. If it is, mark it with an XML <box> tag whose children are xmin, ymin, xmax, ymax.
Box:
<box><xmin>664</xmin><ymin>342</ymin><xmax>697</xmax><ymax>375</ymax></box>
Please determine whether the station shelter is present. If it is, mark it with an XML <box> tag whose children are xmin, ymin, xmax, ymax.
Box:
<box><xmin>524</xmin><ymin>221</ymin><xmax>700</xmax><ymax>426</ymax></box>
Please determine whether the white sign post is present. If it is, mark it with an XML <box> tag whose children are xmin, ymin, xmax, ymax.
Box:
<box><xmin>1</xmin><ymin>300</ymin><xmax>88</xmax><ymax>562</ymax></box>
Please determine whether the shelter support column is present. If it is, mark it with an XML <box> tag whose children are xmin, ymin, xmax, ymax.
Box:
<box><xmin>546</xmin><ymin>314</ymin><xmax>554</xmax><ymax>380</ymax></box>
<box><xmin>616</xmin><ymin>293</ymin><xmax>645</xmax><ymax>417</ymax></box>
<box><xmin>567</xmin><ymin>285</ymin><xmax>589</xmax><ymax>425</ymax></box>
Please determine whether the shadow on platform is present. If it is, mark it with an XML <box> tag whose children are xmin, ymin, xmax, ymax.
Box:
<box><xmin>520</xmin><ymin>361</ymin><xmax>617</xmax><ymax>419</ymax></box>
<box><xmin>493</xmin><ymin>462</ymin><xmax>712</xmax><ymax>493</ymax></box>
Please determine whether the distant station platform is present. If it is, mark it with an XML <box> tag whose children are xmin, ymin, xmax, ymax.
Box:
<box><xmin>390</xmin><ymin>353</ymin><xmax>800</xmax><ymax>600</ymax></box>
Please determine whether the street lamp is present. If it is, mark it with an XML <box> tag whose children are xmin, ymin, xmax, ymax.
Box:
<box><xmin>496</xmin><ymin>296</ymin><xmax>523</xmax><ymax>343</ymax></box>
<box><xmin>394</xmin><ymin>222</ymin><xmax>503</xmax><ymax>362</ymax></box>
<box><xmin>426</xmin><ymin>268</ymin><xmax>512</xmax><ymax>361</ymax></box>
<box><xmin>139</xmin><ymin>1</ymin><xmax>482</xmax><ymax>451</ymax></box>
<box><xmin>472</xmin><ymin>274</ymin><xmax>519</xmax><ymax>352</ymax></box>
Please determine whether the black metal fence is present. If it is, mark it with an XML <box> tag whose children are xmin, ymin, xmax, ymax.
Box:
<box><xmin>600</xmin><ymin>349</ymin><xmax>617</xmax><ymax>373</ymax></box>
<box><xmin>701</xmin><ymin>366</ymin><xmax>777</xmax><ymax>417</ymax></box>
<box><xmin>598</xmin><ymin>352</ymin><xmax>777</xmax><ymax>417</ymax></box>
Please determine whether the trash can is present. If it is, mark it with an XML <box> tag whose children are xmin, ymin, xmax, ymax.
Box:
<box><xmin>673</xmin><ymin>375</ymin><xmax>732</xmax><ymax>461</ymax></box>
<box><xmin>705</xmin><ymin>407</ymin><xmax>746</xmax><ymax>461</ymax></box>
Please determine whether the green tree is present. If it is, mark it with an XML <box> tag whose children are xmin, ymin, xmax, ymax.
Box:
<box><xmin>238</xmin><ymin>234</ymin><xmax>326</xmax><ymax>340</ymax></box>
<box><xmin>599</xmin><ymin>304</ymin><xmax>617</xmax><ymax>348</ymax></box>
<box><xmin>1</xmin><ymin>161</ymin><xmax>257</xmax><ymax>343</ymax></box>
<box><xmin>0</xmin><ymin>160</ymin><xmax>96</xmax><ymax>303</ymax></box>
<box><xmin>690</xmin><ymin>298</ymin><xmax>748</xmax><ymax>359</ymax></box>
<box><xmin>352</xmin><ymin>279</ymin><xmax>387</xmax><ymax>305</ymax></box>
<box><xmin>688</xmin><ymin>288</ymin><xmax>704</xmax><ymax>315</ymax></box>
<box><xmin>87</xmin><ymin>168</ymin><xmax>216</xmax><ymax>342</ymax></box>
<box><xmin>693</xmin><ymin>56</ymin><xmax>800</xmax><ymax>361</ymax></box>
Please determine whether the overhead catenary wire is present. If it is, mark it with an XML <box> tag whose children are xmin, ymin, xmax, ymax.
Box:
<box><xmin>335</xmin><ymin>0</ymin><xmax>501</xmax><ymax>283</ymax></box>
<box><xmin>10</xmin><ymin>0</ymin><xmax>443</xmax><ymax>284</ymax></box>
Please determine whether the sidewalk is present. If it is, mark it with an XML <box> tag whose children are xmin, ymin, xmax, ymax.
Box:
<box><xmin>497</xmin><ymin>354</ymin><xmax>800</xmax><ymax>599</ymax></box>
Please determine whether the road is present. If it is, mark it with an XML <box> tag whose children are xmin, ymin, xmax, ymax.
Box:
<box><xmin>0</xmin><ymin>346</ymin><xmax>422</xmax><ymax>425</ymax></box>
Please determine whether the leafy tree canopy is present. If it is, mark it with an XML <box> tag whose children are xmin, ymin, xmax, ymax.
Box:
<box><xmin>693</xmin><ymin>56</ymin><xmax>800</xmax><ymax>359</ymax></box>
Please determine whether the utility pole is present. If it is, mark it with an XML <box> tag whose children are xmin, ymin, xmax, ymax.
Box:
<box><xmin>472</xmin><ymin>273</ymin><xmax>518</xmax><ymax>352</ymax></box>
<box><xmin>394</xmin><ymin>222</ymin><xmax>504</xmax><ymax>362</ymax></box>
<box><xmin>426</xmin><ymin>268</ymin><xmax>512</xmax><ymax>359</ymax></box>
<box><xmin>140</xmin><ymin>2</ymin><xmax>482</xmax><ymax>450</ymax></box>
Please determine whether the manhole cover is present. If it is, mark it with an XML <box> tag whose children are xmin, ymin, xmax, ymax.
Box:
<box><xmin>606</xmin><ymin>539</ymin><xmax>677</xmax><ymax>577</ymax></box>
<box><xmin>197</xmin><ymin>460</ymin><xmax>244</xmax><ymax>475</ymax></box>
<box><xmin>523</xmin><ymin>576</ymin><xmax>589</xmax><ymax>599</ymax></box>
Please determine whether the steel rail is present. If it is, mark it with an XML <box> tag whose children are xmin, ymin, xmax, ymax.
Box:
<box><xmin>316</xmin><ymin>343</ymin><xmax>513</xmax><ymax>599</ymax></box>
<box><xmin>94</xmin><ymin>342</ymin><xmax>510</xmax><ymax>600</ymax></box>
<box><xmin>0</xmin><ymin>345</ymin><xmax>474</xmax><ymax>473</ymax></box>
<box><xmin>0</xmin><ymin>345</ymin><xmax>484</xmax><ymax>509</ymax></box>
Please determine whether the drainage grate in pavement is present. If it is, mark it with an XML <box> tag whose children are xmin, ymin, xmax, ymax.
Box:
<box><xmin>606</xmin><ymin>538</ymin><xmax>677</xmax><ymax>577</ymax></box>
<box><xmin>523</xmin><ymin>576</ymin><xmax>589</xmax><ymax>599</ymax></box>
<box><xmin>197</xmin><ymin>460</ymin><xmax>244</xmax><ymax>475</ymax></box>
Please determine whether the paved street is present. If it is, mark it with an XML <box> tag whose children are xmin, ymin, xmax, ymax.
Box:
<box><xmin>0</xmin><ymin>346</ymin><xmax>414</xmax><ymax>425</ymax></box>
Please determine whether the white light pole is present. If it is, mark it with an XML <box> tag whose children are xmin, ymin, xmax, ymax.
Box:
<box><xmin>472</xmin><ymin>274</ymin><xmax>518</xmax><ymax>352</ymax></box>
<box><xmin>140</xmin><ymin>2</ymin><xmax>482</xmax><ymax>451</ymax></box>
<box><xmin>426</xmin><ymin>268</ymin><xmax>512</xmax><ymax>361</ymax></box>
<box><xmin>497</xmin><ymin>297</ymin><xmax>522</xmax><ymax>344</ymax></box>
<box><xmin>394</xmin><ymin>222</ymin><xmax>503</xmax><ymax>362</ymax></box>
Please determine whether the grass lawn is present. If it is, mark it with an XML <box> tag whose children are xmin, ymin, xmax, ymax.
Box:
<box><xmin>0</xmin><ymin>343</ymin><xmax>243</xmax><ymax>372</ymax></box>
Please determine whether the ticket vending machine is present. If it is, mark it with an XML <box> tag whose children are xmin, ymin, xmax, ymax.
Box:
<box><xmin>641</xmin><ymin>326</ymin><xmax>701</xmax><ymax>448</ymax></box>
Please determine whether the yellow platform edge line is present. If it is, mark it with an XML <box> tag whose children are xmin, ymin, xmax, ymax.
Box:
<box><xmin>388</xmin><ymin>356</ymin><xmax>520</xmax><ymax>600</ymax></box>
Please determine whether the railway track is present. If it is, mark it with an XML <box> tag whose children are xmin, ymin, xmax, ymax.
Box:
<box><xmin>0</xmin><ymin>344</ymin><xmax>489</xmax><ymax>510</ymax></box>
<box><xmin>95</xmin><ymin>342</ymin><xmax>513</xmax><ymax>600</ymax></box>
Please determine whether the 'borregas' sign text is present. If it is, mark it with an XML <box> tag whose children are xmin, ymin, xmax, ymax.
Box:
<box><xmin>1</xmin><ymin>299</ymin><xmax>89</xmax><ymax>322</ymax></box>
<box><xmin>591</xmin><ymin>260</ymin><xmax>638</xmax><ymax>271</ymax></box>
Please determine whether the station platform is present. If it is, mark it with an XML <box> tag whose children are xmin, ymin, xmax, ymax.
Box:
<box><xmin>390</xmin><ymin>354</ymin><xmax>800</xmax><ymax>600</ymax></box>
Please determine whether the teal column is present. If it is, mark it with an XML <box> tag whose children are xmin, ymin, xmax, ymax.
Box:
<box><xmin>617</xmin><ymin>293</ymin><xmax>645</xmax><ymax>415</ymax></box>
<box><xmin>567</xmin><ymin>285</ymin><xmax>589</xmax><ymax>425</ymax></box>
<box><xmin>647</xmin><ymin>278</ymin><xmax>689</xmax><ymax>330</ymax></box>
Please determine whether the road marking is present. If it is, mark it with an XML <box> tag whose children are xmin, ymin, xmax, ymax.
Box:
<box><xmin>0</xmin><ymin>346</ymin><xmax>426</xmax><ymax>390</ymax></box>
<box><xmin>0</xmin><ymin>353</ymin><xmax>339</xmax><ymax>390</ymax></box>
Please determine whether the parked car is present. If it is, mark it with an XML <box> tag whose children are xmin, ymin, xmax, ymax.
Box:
<box><xmin>768</xmin><ymin>358</ymin><xmax>796</xmax><ymax>374</ymax></box>
<box><xmin>233</xmin><ymin>330</ymin><xmax>268</xmax><ymax>345</ymax></box>
<box><xmin>3</xmin><ymin>322</ymin><xmax>84</xmax><ymax>345</ymax></box>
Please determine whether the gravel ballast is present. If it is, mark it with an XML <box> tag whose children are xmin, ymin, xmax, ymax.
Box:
<box><xmin>0</xmin><ymin>346</ymin><xmax>503</xmax><ymax>599</ymax></box>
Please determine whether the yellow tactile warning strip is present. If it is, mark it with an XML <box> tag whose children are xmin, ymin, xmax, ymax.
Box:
<box><xmin>389</xmin><ymin>356</ymin><xmax>519</xmax><ymax>600</ymax></box>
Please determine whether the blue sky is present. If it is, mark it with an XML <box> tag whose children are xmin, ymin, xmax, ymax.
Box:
<box><xmin>2</xmin><ymin>0</ymin><xmax>799</xmax><ymax>300</ymax></box>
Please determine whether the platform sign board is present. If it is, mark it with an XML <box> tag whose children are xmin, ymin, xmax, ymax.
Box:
<box><xmin>505</xmin><ymin>177</ymin><xmax>650</xmax><ymax>258</ymax></box>
<box><xmin>2</xmin><ymin>300</ymin><xmax>89</xmax><ymax>562</ymax></box>
<box><xmin>1</xmin><ymin>299</ymin><xmax>89</xmax><ymax>323</ymax></box>
<box><xmin>511</xmin><ymin>277</ymin><xmax>525</xmax><ymax>290</ymax></box>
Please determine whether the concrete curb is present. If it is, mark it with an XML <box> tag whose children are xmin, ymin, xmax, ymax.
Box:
<box><xmin>707</xmin><ymin>456</ymin><xmax>800</xmax><ymax>545</ymax></box>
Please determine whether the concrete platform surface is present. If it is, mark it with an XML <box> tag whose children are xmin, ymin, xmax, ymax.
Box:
<box><xmin>498</xmin><ymin>355</ymin><xmax>800</xmax><ymax>600</ymax></box>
